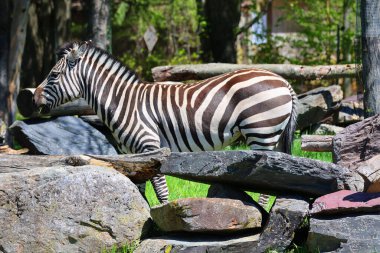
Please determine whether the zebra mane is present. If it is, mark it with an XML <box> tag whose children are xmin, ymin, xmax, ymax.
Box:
<box><xmin>56</xmin><ymin>41</ymin><xmax>82</xmax><ymax>59</ymax></box>
<box><xmin>56</xmin><ymin>41</ymin><xmax>141</xmax><ymax>82</ymax></box>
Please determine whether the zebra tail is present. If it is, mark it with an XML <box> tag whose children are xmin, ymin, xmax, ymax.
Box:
<box><xmin>283</xmin><ymin>86</ymin><xmax>298</xmax><ymax>155</ymax></box>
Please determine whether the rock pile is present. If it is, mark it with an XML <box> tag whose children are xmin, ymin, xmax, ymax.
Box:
<box><xmin>0</xmin><ymin>98</ymin><xmax>379</xmax><ymax>252</ymax></box>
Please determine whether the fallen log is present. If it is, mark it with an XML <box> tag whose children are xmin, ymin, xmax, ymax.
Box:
<box><xmin>0</xmin><ymin>148</ymin><xmax>170</xmax><ymax>183</ymax></box>
<box><xmin>152</xmin><ymin>63</ymin><xmax>357</xmax><ymax>82</ymax></box>
<box><xmin>17</xmin><ymin>88</ymin><xmax>95</xmax><ymax>118</ymax></box>
<box><xmin>161</xmin><ymin>150</ymin><xmax>364</xmax><ymax>197</ymax></box>
<box><xmin>301</xmin><ymin>135</ymin><xmax>333</xmax><ymax>152</ymax></box>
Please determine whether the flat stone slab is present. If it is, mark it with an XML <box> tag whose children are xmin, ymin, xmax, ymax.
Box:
<box><xmin>151</xmin><ymin>198</ymin><xmax>262</xmax><ymax>233</ymax></box>
<box><xmin>161</xmin><ymin>150</ymin><xmax>364</xmax><ymax>197</ymax></box>
<box><xmin>257</xmin><ymin>196</ymin><xmax>309</xmax><ymax>252</ymax></box>
<box><xmin>9</xmin><ymin>116</ymin><xmax>117</xmax><ymax>155</ymax></box>
<box><xmin>0</xmin><ymin>165</ymin><xmax>151</xmax><ymax>252</ymax></box>
<box><xmin>311</xmin><ymin>190</ymin><xmax>380</xmax><ymax>215</ymax></box>
<box><xmin>307</xmin><ymin>214</ymin><xmax>380</xmax><ymax>252</ymax></box>
<box><xmin>134</xmin><ymin>233</ymin><xmax>260</xmax><ymax>253</ymax></box>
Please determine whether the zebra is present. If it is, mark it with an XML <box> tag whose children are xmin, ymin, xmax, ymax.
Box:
<box><xmin>33</xmin><ymin>41</ymin><xmax>298</xmax><ymax>206</ymax></box>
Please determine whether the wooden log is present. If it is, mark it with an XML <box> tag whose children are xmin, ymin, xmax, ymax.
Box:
<box><xmin>301</xmin><ymin>135</ymin><xmax>333</xmax><ymax>152</ymax></box>
<box><xmin>17</xmin><ymin>88</ymin><xmax>95</xmax><ymax>118</ymax></box>
<box><xmin>0</xmin><ymin>148</ymin><xmax>170</xmax><ymax>183</ymax></box>
<box><xmin>152</xmin><ymin>63</ymin><xmax>357</xmax><ymax>82</ymax></box>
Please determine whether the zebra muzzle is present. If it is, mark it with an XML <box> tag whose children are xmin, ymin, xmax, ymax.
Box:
<box><xmin>37</xmin><ymin>104</ymin><xmax>51</xmax><ymax>115</ymax></box>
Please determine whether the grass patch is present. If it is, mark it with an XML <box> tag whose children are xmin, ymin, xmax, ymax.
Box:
<box><xmin>102</xmin><ymin>240</ymin><xmax>139</xmax><ymax>253</ymax></box>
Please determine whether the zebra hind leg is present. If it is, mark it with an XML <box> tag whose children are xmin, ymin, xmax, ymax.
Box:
<box><xmin>151</xmin><ymin>174</ymin><xmax>170</xmax><ymax>204</ymax></box>
<box><xmin>245</xmin><ymin>136</ymin><xmax>278</xmax><ymax>212</ymax></box>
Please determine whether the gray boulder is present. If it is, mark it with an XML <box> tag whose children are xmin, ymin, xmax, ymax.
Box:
<box><xmin>307</xmin><ymin>214</ymin><xmax>380</xmax><ymax>252</ymax></box>
<box><xmin>257</xmin><ymin>196</ymin><xmax>310</xmax><ymax>252</ymax></box>
<box><xmin>151</xmin><ymin>198</ymin><xmax>262</xmax><ymax>233</ymax></box>
<box><xmin>161</xmin><ymin>150</ymin><xmax>364</xmax><ymax>197</ymax></box>
<box><xmin>0</xmin><ymin>165</ymin><xmax>151</xmax><ymax>252</ymax></box>
<box><xmin>9</xmin><ymin>116</ymin><xmax>117</xmax><ymax>155</ymax></box>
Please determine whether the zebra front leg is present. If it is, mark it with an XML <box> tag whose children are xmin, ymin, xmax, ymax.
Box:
<box><xmin>151</xmin><ymin>174</ymin><xmax>170</xmax><ymax>204</ymax></box>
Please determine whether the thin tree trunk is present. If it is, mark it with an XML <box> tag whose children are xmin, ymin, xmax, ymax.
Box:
<box><xmin>0</xmin><ymin>0</ymin><xmax>10</xmax><ymax>142</ymax></box>
<box><xmin>8</xmin><ymin>0</ymin><xmax>30</xmax><ymax>134</ymax></box>
<box><xmin>361</xmin><ymin>1</ymin><xmax>380</xmax><ymax>117</ymax></box>
<box><xmin>342</xmin><ymin>0</ymin><xmax>353</xmax><ymax>97</ymax></box>
<box><xmin>88</xmin><ymin>0</ymin><xmax>111</xmax><ymax>52</ymax></box>
<box><xmin>21</xmin><ymin>0</ymin><xmax>55</xmax><ymax>88</ymax></box>
<box><xmin>54</xmin><ymin>0</ymin><xmax>71</xmax><ymax>56</ymax></box>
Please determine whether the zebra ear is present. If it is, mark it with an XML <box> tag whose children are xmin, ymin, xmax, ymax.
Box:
<box><xmin>66</xmin><ymin>42</ymin><xmax>89</xmax><ymax>68</ymax></box>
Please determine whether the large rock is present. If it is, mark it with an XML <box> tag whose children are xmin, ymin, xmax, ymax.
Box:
<box><xmin>337</xmin><ymin>95</ymin><xmax>364</xmax><ymax>125</ymax></box>
<box><xmin>356</xmin><ymin>155</ymin><xmax>380</xmax><ymax>193</ymax></box>
<box><xmin>311</xmin><ymin>190</ymin><xmax>380</xmax><ymax>215</ymax></box>
<box><xmin>257</xmin><ymin>196</ymin><xmax>310</xmax><ymax>252</ymax></box>
<box><xmin>333</xmin><ymin>114</ymin><xmax>380</xmax><ymax>169</ymax></box>
<box><xmin>161</xmin><ymin>150</ymin><xmax>364</xmax><ymax>197</ymax></box>
<box><xmin>135</xmin><ymin>233</ymin><xmax>260</xmax><ymax>253</ymax></box>
<box><xmin>297</xmin><ymin>85</ymin><xmax>343</xmax><ymax>130</ymax></box>
<box><xmin>0</xmin><ymin>165</ymin><xmax>151</xmax><ymax>252</ymax></box>
<box><xmin>307</xmin><ymin>214</ymin><xmax>380</xmax><ymax>252</ymax></box>
<box><xmin>151</xmin><ymin>198</ymin><xmax>262</xmax><ymax>233</ymax></box>
<box><xmin>9</xmin><ymin>116</ymin><xmax>117</xmax><ymax>155</ymax></box>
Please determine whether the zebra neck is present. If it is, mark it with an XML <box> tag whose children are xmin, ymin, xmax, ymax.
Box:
<box><xmin>80</xmin><ymin>49</ymin><xmax>141</xmax><ymax>126</ymax></box>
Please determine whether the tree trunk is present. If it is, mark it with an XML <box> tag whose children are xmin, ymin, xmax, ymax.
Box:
<box><xmin>8</xmin><ymin>0</ymin><xmax>30</xmax><ymax>131</ymax></box>
<box><xmin>202</xmin><ymin>0</ymin><xmax>241</xmax><ymax>63</ymax></box>
<box><xmin>53</xmin><ymin>0</ymin><xmax>71</xmax><ymax>51</ymax></box>
<box><xmin>361</xmin><ymin>1</ymin><xmax>380</xmax><ymax>117</ymax></box>
<box><xmin>21</xmin><ymin>0</ymin><xmax>71</xmax><ymax>89</ymax></box>
<box><xmin>88</xmin><ymin>0</ymin><xmax>111</xmax><ymax>52</ymax></box>
<box><xmin>0</xmin><ymin>1</ymin><xmax>10</xmax><ymax>137</ymax></box>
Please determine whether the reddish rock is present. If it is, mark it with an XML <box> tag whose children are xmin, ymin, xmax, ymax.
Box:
<box><xmin>311</xmin><ymin>190</ymin><xmax>380</xmax><ymax>215</ymax></box>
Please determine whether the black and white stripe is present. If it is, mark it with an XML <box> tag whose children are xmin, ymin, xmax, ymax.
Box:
<box><xmin>35</xmin><ymin>41</ymin><xmax>298</xmax><ymax>205</ymax></box>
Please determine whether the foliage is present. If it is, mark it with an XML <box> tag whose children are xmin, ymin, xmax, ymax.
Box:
<box><xmin>112</xmin><ymin>0</ymin><xmax>201</xmax><ymax>80</ymax></box>
<box><xmin>248</xmin><ymin>0</ymin><xmax>356</xmax><ymax>66</ymax></box>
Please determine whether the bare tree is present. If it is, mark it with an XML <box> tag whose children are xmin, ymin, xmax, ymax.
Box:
<box><xmin>0</xmin><ymin>1</ymin><xmax>11</xmax><ymax>133</ymax></box>
<box><xmin>0</xmin><ymin>0</ymin><xmax>30</xmax><ymax>145</ymax></box>
<box><xmin>361</xmin><ymin>1</ymin><xmax>380</xmax><ymax>117</ymax></box>
<box><xmin>21</xmin><ymin>0</ymin><xmax>71</xmax><ymax>90</ymax></box>
<box><xmin>88</xmin><ymin>0</ymin><xmax>111</xmax><ymax>52</ymax></box>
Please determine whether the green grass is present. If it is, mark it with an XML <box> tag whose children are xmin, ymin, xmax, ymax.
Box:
<box><xmin>101</xmin><ymin>241</ymin><xmax>139</xmax><ymax>253</ymax></box>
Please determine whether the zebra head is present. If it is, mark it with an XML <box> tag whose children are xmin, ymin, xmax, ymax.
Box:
<box><xmin>34</xmin><ymin>41</ymin><xmax>90</xmax><ymax>114</ymax></box>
